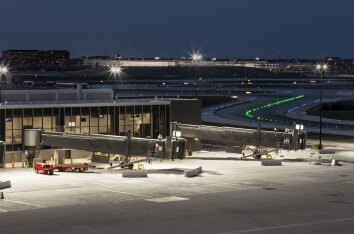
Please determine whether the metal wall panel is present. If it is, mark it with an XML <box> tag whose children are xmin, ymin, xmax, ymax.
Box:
<box><xmin>170</xmin><ymin>99</ymin><xmax>201</xmax><ymax>125</ymax></box>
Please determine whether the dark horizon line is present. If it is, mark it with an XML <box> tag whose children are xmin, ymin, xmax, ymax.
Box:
<box><xmin>1</xmin><ymin>49</ymin><xmax>353</xmax><ymax>61</ymax></box>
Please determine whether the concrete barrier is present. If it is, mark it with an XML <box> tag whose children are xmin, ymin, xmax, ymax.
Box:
<box><xmin>196</xmin><ymin>166</ymin><xmax>203</xmax><ymax>174</ymax></box>
<box><xmin>0</xmin><ymin>181</ymin><xmax>11</xmax><ymax>190</ymax></box>
<box><xmin>330</xmin><ymin>158</ymin><xmax>341</xmax><ymax>166</ymax></box>
<box><xmin>185</xmin><ymin>169</ymin><xmax>199</xmax><ymax>178</ymax></box>
<box><xmin>319</xmin><ymin>149</ymin><xmax>336</xmax><ymax>154</ymax></box>
<box><xmin>261</xmin><ymin>160</ymin><xmax>282</xmax><ymax>166</ymax></box>
<box><xmin>185</xmin><ymin>167</ymin><xmax>203</xmax><ymax>177</ymax></box>
<box><xmin>122</xmin><ymin>171</ymin><xmax>148</xmax><ymax>178</ymax></box>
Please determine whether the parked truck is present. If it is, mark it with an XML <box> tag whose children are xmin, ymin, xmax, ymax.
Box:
<box><xmin>34</xmin><ymin>163</ymin><xmax>54</xmax><ymax>175</ymax></box>
<box><xmin>34</xmin><ymin>163</ymin><xmax>89</xmax><ymax>175</ymax></box>
<box><xmin>55</xmin><ymin>163</ymin><xmax>89</xmax><ymax>173</ymax></box>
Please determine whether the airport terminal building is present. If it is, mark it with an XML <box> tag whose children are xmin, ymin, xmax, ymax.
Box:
<box><xmin>0</xmin><ymin>86</ymin><xmax>201</xmax><ymax>153</ymax></box>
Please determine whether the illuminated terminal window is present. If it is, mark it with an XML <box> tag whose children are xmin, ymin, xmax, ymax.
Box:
<box><xmin>1</xmin><ymin>104</ymin><xmax>169</xmax><ymax>151</ymax></box>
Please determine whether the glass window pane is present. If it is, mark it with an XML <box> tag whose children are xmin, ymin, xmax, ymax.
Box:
<box><xmin>43</xmin><ymin>116</ymin><xmax>52</xmax><ymax>129</ymax></box>
<box><xmin>5</xmin><ymin>130</ymin><xmax>12</xmax><ymax>144</ymax></box>
<box><xmin>33</xmin><ymin>117</ymin><xmax>42</xmax><ymax>129</ymax></box>
<box><xmin>90</xmin><ymin>126</ymin><xmax>98</xmax><ymax>134</ymax></box>
<box><xmin>23</xmin><ymin>117</ymin><xmax>33</xmax><ymax>127</ymax></box>
<box><xmin>119</xmin><ymin>107</ymin><xmax>126</xmax><ymax>136</ymax></box>
<box><xmin>126</xmin><ymin>106</ymin><xmax>135</xmax><ymax>136</ymax></box>
<box><xmin>107</xmin><ymin>114</ymin><xmax>112</xmax><ymax>135</ymax></box>
<box><xmin>160</xmin><ymin>105</ymin><xmax>166</xmax><ymax>137</ymax></box>
<box><xmin>152</xmin><ymin>105</ymin><xmax>160</xmax><ymax>138</ymax></box>
<box><xmin>98</xmin><ymin>107</ymin><xmax>108</xmax><ymax>134</ymax></box>
<box><xmin>52</xmin><ymin>108</ymin><xmax>61</xmax><ymax>132</ymax></box>
<box><xmin>13</xmin><ymin>117</ymin><xmax>22</xmax><ymax>130</ymax></box>
<box><xmin>5</xmin><ymin>116</ymin><xmax>13</xmax><ymax>145</ymax></box>
<box><xmin>90</xmin><ymin>107</ymin><xmax>99</xmax><ymax>134</ymax></box>
<box><xmin>13</xmin><ymin>130</ymin><xmax>22</xmax><ymax>145</ymax></box>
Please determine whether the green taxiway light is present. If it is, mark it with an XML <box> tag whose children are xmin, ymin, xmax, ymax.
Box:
<box><xmin>244</xmin><ymin>95</ymin><xmax>305</xmax><ymax>121</ymax></box>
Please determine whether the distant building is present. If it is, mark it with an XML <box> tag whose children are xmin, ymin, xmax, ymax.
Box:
<box><xmin>325</xmin><ymin>57</ymin><xmax>354</xmax><ymax>75</ymax></box>
<box><xmin>83</xmin><ymin>57</ymin><xmax>255</xmax><ymax>68</ymax></box>
<box><xmin>2</xmin><ymin>50</ymin><xmax>83</xmax><ymax>71</ymax></box>
<box><xmin>83</xmin><ymin>58</ymin><xmax>177</xmax><ymax>67</ymax></box>
<box><xmin>284</xmin><ymin>62</ymin><xmax>314</xmax><ymax>74</ymax></box>
<box><xmin>236</xmin><ymin>60</ymin><xmax>288</xmax><ymax>71</ymax></box>
<box><xmin>3</xmin><ymin>50</ymin><xmax>69</xmax><ymax>61</ymax></box>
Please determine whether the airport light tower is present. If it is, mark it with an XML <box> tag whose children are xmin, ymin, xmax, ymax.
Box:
<box><xmin>0</xmin><ymin>66</ymin><xmax>8</xmax><ymax>74</ymax></box>
<box><xmin>0</xmin><ymin>65</ymin><xmax>9</xmax><ymax>84</ymax></box>
<box><xmin>0</xmin><ymin>66</ymin><xmax>8</xmax><ymax>78</ymax></box>
<box><xmin>191</xmin><ymin>53</ymin><xmax>203</xmax><ymax>98</ymax></box>
<box><xmin>316</xmin><ymin>64</ymin><xmax>328</xmax><ymax>150</ymax></box>
<box><xmin>110</xmin><ymin>66</ymin><xmax>122</xmax><ymax>77</ymax></box>
<box><xmin>110</xmin><ymin>66</ymin><xmax>123</xmax><ymax>99</ymax></box>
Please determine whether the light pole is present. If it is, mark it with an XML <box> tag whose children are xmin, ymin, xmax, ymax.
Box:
<box><xmin>316</xmin><ymin>64</ymin><xmax>328</xmax><ymax>150</ymax></box>
<box><xmin>0</xmin><ymin>66</ymin><xmax>8</xmax><ymax>75</ymax></box>
<box><xmin>0</xmin><ymin>66</ymin><xmax>8</xmax><ymax>74</ymax></box>
<box><xmin>0</xmin><ymin>65</ymin><xmax>9</xmax><ymax>84</ymax></box>
<box><xmin>191</xmin><ymin>53</ymin><xmax>202</xmax><ymax>98</ymax></box>
<box><xmin>110</xmin><ymin>66</ymin><xmax>122</xmax><ymax>99</ymax></box>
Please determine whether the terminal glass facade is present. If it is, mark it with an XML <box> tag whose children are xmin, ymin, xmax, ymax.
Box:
<box><xmin>0</xmin><ymin>104</ymin><xmax>170</xmax><ymax>151</ymax></box>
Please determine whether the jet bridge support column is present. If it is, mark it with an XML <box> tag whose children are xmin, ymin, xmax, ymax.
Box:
<box><xmin>53</xmin><ymin>150</ymin><xmax>69</xmax><ymax>165</ymax></box>
<box><xmin>0</xmin><ymin>141</ymin><xmax>5</xmax><ymax>168</ymax></box>
<box><xmin>23</xmin><ymin>129</ymin><xmax>42</xmax><ymax>167</ymax></box>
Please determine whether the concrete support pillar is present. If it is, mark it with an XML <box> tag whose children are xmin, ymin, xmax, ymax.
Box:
<box><xmin>53</xmin><ymin>150</ymin><xmax>66</xmax><ymax>165</ymax></box>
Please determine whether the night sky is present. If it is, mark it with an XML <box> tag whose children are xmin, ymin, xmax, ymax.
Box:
<box><xmin>0</xmin><ymin>0</ymin><xmax>353</xmax><ymax>58</ymax></box>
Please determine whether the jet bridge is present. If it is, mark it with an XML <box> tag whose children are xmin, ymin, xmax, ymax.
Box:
<box><xmin>23</xmin><ymin>130</ymin><xmax>186</xmax><ymax>166</ymax></box>
<box><xmin>41</xmin><ymin>132</ymin><xmax>159</xmax><ymax>157</ymax></box>
<box><xmin>171</xmin><ymin>122</ymin><xmax>307</xmax><ymax>153</ymax></box>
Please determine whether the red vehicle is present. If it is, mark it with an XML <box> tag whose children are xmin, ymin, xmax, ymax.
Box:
<box><xmin>34</xmin><ymin>163</ymin><xmax>54</xmax><ymax>175</ymax></box>
<box><xmin>55</xmin><ymin>163</ymin><xmax>89</xmax><ymax>173</ymax></box>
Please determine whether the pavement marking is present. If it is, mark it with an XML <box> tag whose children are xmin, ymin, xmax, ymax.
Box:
<box><xmin>221</xmin><ymin>217</ymin><xmax>354</xmax><ymax>233</ymax></box>
<box><xmin>343</xmin><ymin>180</ymin><xmax>354</xmax><ymax>184</ymax></box>
<box><xmin>0</xmin><ymin>208</ymin><xmax>9</xmax><ymax>213</ymax></box>
<box><xmin>202</xmin><ymin>180</ymin><xmax>246</xmax><ymax>189</ymax></box>
<box><xmin>4</xmin><ymin>199</ymin><xmax>46</xmax><ymax>208</ymax></box>
<box><xmin>205</xmin><ymin>183</ymin><xmax>239</xmax><ymax>189</ymax></box>
<box><xmin>96</xmin><ymin>188</ymin><xmax>153</xmax><ymax>198</ymax></box>
<box><xmin>146</xmin><ymin>196</ymin><xmax>189</xmax><ymax>203</ymax></box>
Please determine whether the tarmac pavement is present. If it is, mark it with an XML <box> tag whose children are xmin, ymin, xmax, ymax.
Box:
<box><xmin>1</xmin><ymin>154</ymin><xmax>354</xmax><ymax>234</ymax></box>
